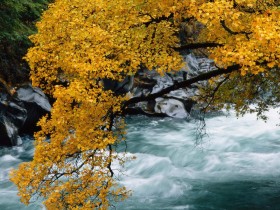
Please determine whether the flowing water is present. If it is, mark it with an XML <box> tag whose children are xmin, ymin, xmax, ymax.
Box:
<box><xmin>1</xmin><ymin>109</ymin><xmax>280</xmax><ymax>209</ymax></box>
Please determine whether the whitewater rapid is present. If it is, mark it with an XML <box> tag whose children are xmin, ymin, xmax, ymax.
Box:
<box><xmin>1</xmin><ymin>108</ymin><xmax>280</xmax><ymax>209</ymax></box>
<box><xmin>116</xmin><ymin>108</ymin><xmax>280</xmax><ymax>209</ymax></box>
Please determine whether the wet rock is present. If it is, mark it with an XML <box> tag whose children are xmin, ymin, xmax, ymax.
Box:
<box><xmin>3</xmin><ymin>101</ymin><xmax>27</xmax><ymax>128</ymax></box>
<box><xmin>0</xmin><ymin>91</ymin><xmax>26</xmax><ymax>146</ymax></box>
<box><xmin>154</xmin><ymin>98</ymin><xmax>190</xmax><ymax>118</ymax></box>
<box><xmin>151</xmin><ymin>74</ymin><xmax>174</xmax><ymax>94</ymax></box>
<box><xmin>16</xmin><ymin>84</ymin><xmax>51</xmax><ymax>134</ymax></box>
<box><xmin>16</xmin><ymin>85</ymin><xmax>51</xmax><ymax>112</ymax></box>
<box><xmin>0</xmin><ymin>115</ymin><xmax>23</xmax><ymax>146</ymax></box>
<box><xmin>0</xmin><ymin>84</ymin><xmax>51</xmax><ymax>146</ymax></box>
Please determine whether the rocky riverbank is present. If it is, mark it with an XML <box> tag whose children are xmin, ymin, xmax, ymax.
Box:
<box><xmin>0</xmin><ymin>53</ymin><xmax>215</xmax><ymax>146</ymax></box>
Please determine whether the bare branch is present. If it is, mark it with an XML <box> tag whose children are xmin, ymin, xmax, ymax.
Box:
<box><xmin>174</xmin><ymin>42</ymin><xmax>224</xmax><ymax>51</ymax></box>
<box><xmin>107</xmin><ymin>144</ymin><xmax>114</xmax><ymax>177</ymax></box>
<box><xmin>201</xmin><ymin>75</ymin><xmax>230</xmax><ymax>112</ymax></box>
<box><xmin>220</xmin><ymin>20</ymin><xmax>252</xmax><ymax>38</ymax></box>
<box><xmin>142</xmin><ymin>13</ymin><xmax>174</xmax><ymax>27</ymax></box>
<box><xmin>122</xmin><ymin>64</ymin><xmax>241</xmax><ymax>110</ymax></box>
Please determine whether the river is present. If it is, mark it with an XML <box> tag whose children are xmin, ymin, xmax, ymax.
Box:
<box><xmin>1</xmin><ymin>108</ymin><xmax>280</xmax><ymax>209</ymax></box>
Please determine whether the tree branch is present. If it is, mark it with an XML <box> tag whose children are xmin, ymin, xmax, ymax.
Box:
<box><xmin>201</xmin><ymin>75</ymin><xmax>230</xmax><ymax>112</ymax></box>
<box><xmin>122</xmin><ymin>64</ymin><xmax>241</xmax><ymax>109</ymax></box>
<box><xmin>107</xmin><ymin>144</ymin><xmax>114</xmax><ymax>177</ymax></box>
<box><xmin>174</xmin><ymin>42</ymin><xmax>224</xmax><ymax>51</ymax></box>
<box><xmin>142</xmin><ymin>13</ymin><xmax>174</xmax><ymax>27</ymax></box>
<box><xmin>220</xmin><ymin>20</ymin><xmax>251</xmax><ymax>37</ymax></box>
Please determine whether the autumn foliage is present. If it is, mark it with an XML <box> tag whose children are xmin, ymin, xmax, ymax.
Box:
<box><xmin>10</xmin><ymin>0</ymin><xmax>279</xmax><ymax>209</ymax></box>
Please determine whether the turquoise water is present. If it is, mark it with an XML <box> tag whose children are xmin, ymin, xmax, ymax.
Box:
<box><xmin>1</xmin><ymin>109</ymin><xmax>280</xmax><ymax>209</ymax></box>
<box><xmin>0</xmin><ymin>136</ymin><xmax>44</xmax><ymax>210</ymax></box>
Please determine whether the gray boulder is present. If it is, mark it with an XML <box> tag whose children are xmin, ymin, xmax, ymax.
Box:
<box><xmin>16</xmin><ymin>84</ymin><xmax>51</xmax><ymax>134</ymax></box>
<box><xmin>0</xmin><ymin>89</ymin><xmax>27</xmax><ymax>146</ymax></box>
<box><xmin>16</xmin><ymin>85</ymin><xmax>51</xmax><ymax>112</ymax></box>
<box><xmin>155</xmin><ymin>98</ymin><xmax>190</xmax><ymax>118</ymax></box>
<box><xmin>0</xmin><ymin>84</ymin><xmax>51</xmax><ymax>146</ymax></box>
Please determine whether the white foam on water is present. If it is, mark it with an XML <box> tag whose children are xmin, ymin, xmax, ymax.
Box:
<box><xmin>116</xmin><ymin>107</ymin><xmax>280</xmax><ymax>209</ymax></box>
<box><xmin>1</xmin><ymin>109</ymin><xmax>280</xmax><ymax>209</ymax></box>
<box><xmin>0</xmin><ymin>154</ymin><xmax>18</xmax><ymax>162</ymax></box>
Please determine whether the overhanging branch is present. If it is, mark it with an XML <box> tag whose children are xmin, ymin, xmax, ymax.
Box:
<box><xmin>122</xmin><ymin>64</ymin><xmax>241</xmax><ymax>109</ymax></box>
<box><xmin>220</xmin><ymin>20</ymin><xmax>252</xmax><ymax>37</ymax></box>
<box><xmin>174</xmin><ymin>42</ymin><xmax>224</xmax><ymax>51</ymax></box>
<box><xmin>131</xmin><ymin>13</ymin><xmax>174</xmax><ymax>28</ymax></box>
<box><xmin>142</xmin><ymin>13</ymin><xmax>174</xmax><ymax>27</ymax></box>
